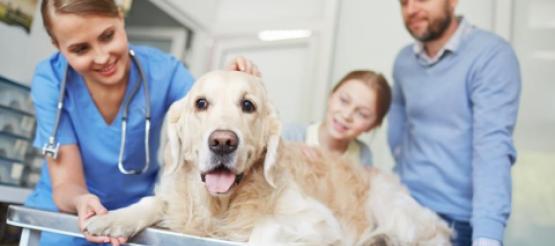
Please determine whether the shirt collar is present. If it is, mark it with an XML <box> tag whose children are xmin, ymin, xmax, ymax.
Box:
<box><xmin>413</xmin><ymin>17</ymin><xmax>474</xmax><ymax>66</ymax></box>
<box><xmin>305</xmin><ymin>122</ymin><xmax>361</xmax><ymax>162</ymax></box>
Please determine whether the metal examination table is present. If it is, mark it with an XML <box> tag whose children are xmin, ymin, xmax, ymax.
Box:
<box><xmin>6</xmin><ymin>205</ymin><xmax>243</xmax><ymax>246</ymax></box>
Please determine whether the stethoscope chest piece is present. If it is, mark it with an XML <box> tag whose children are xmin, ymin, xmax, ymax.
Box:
<box><xmin>42</xmin><ymin>138</ymin><xmax>60</xmax><ymax>159</ymax></box>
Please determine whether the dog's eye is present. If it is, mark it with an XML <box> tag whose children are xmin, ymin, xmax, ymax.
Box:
<box><xmin>195</xmin><ymin>98</ymin><xmax>209</xmax><ymax>111</ymax></box>
<box><xmin>241</xmin><ymin>99</ymin><xmax>256</xmax><ymax>113</ymax></box>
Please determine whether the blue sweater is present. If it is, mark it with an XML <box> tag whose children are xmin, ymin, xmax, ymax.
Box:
<box><xmin>388</xmin><ymin>24</ymin><xmax>521</xmax><ymax>241</ymax></box>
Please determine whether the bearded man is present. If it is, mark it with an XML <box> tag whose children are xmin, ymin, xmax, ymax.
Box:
<box><xmin>388</xmin><ymin>1</ymin><xmax>521</xmax><ymax>245</ymax></box>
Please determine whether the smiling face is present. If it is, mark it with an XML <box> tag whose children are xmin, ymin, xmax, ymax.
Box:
<box><xmin>324</xmin><ymin>79</ymin><xmax>376</xmax><ymax>143</ymax></box>
<box><xmin>166</xmin><ymin>71</ymin><xmax>280</xmax><ymax>197</ymax></box>
<box><xmin>400</xmin><ymin>0</ymin><xmax>457</xmax><ymax>42</ymax></box>
<box><xmin>50</xmin><ymin>12</ymin><xmax>130</xmax><ymax>86</ymax></box>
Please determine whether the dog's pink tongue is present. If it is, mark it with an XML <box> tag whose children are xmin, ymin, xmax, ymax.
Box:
<box><xmin>205</xmin><ymin>171</ymin><xmax>235</xmax><ymax>194</ymax></box>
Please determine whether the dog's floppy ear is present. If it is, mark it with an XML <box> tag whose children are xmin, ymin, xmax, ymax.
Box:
<box><xmin>263</xmin><ymin>103</ymin><xmax>282</xmax><ymax>188</ymax></box>
<box><xmin>161</xmin><ymin>98</ymin><xmax>186</xmax><ymax>175</ymax></box>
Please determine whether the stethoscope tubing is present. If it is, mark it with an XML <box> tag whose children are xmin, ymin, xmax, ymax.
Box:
<box><xmin>117</xmin><ymin>49</ymin><xmax>151</xmax><ymax>175</ymax></box>
<box><xmin>41</xmin><ymin>65</ymin><xmax>69</xmax><ymax>160</ymax></box>
<box><xmin>43</xmin><ymin>49</ymin><xmax>151</xmax><ymax>175</ymax></box>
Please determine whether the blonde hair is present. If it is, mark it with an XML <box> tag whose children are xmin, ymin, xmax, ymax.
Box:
<box><xmin>331</xmin><ymin>70</ymin><xmax>392</xmax><ymax>128</ymax></box>
<box><xmin>41</xmin><ymin>0</ymin><xmax>120</xmax><ymax>44</ymax></box>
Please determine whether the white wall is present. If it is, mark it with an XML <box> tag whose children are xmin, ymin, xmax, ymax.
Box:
<box><xmin>207</xmin><ymin>0</ymin><xmax>338</xmax><ymax>124</ymax></box>
<box><xmin>215</xmin><ymin>0</ymin><xmax>324</xmax><ymax>25</ymax></box>
<box><xmin>504</xmin><ymin>1</ymin><xmax>555</xmax><ymax>245</ymax></box>
<box><xmin>157</xmin><ymin>0</ymin><xmax>218</xmax><ymax>31</ymax></box>
<box><xmin>0</xmin><ymin>5</ymin><xmax>55</xmax><ymax>85</ymax></box>
<box><xmin>218</xmin><ymin>41</ymin><xmax>312</xmax><ymax>123</ymax></box>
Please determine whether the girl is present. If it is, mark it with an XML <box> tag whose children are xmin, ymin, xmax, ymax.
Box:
<box><xmin>283</xmin><ymin>70</ymin><xmax>391</xmax><ymax>165</ymax></box>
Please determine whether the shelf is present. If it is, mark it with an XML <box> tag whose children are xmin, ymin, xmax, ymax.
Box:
<box><xmin>0</xmin><ymin>75</ymin><xmax>30</xmax><ymax>91</ymax></box>
<box><xmin>0</xmin><ymin>155</ymin><xmax>25</xmax><ymax>164</ymax></box>
<box><xmin>0</xmin><ymin>185</ymin><xmax>32</xmax><ymax>204</ymax></box>
<box><xmin>0</xmin><ymin>76</ymin><xmax>37</xmax><ymax>205</ymax></box>
<box><xmin>0</xmin><ymin>131</ymin><xmax>32</xmax><ymax>141</ymax></box>
<box><xmin>0</xmin><ymin>104</ymin><xmax>33</xmax><ymax>117</ymax></box>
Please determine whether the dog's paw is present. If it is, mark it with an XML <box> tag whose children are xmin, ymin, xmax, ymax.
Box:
<box><xmin>84</xmin><ymin>212</ymin><xmax>142</xmax><ymax>238</ymax></box>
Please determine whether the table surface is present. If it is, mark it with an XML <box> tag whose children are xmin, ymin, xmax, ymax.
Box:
<box><xmin>6</xmin><ymin>205</ymin><xmax>244</xmax><ymax>246</ymax></box>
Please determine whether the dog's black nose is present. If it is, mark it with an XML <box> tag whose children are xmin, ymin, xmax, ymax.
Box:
<box><xmin>208</xmin><ymin>130</ymin><xmax>238</xmax><ymax>155</ymax></box>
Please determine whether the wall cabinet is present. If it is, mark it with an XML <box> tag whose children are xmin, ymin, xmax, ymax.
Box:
<box><xmin>0</xmin><ymin>76</ymin><xmax>41</xmax><ymax>204</ymax></box>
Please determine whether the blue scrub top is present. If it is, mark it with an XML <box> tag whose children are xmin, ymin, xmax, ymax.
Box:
<box><xmin>25</xmin><ymin>45</ymin><xmax>194</xmax><ymax>245</ymax></box>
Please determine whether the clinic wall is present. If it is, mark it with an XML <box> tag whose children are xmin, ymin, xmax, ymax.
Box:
<box><xmin>157</xmin><ymin>0</ymin><xmax>218</xmax><ymax>31</ymax></box>
<box><xmin>0</xmin><ymin>5</ymin><xmax>55</xmax><ymax>86</ymax></box>
<box><xmin>208</xmin><ymin>0</ymin><xmax>338</xmax><ymax>124</ymax></box>
<box><xmin>215</xmin><ymin>0</ymin><xmax>324</xmax><ymax>26</ymax></box>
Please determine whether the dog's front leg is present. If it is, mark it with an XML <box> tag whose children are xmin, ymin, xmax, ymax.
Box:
<box><xmin>84</xmin><ymin>196</ymin><xmax>167</xmax><ymax>238</ymax></box>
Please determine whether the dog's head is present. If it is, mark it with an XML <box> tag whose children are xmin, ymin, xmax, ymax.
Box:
<box><xmin>164</xmin><ymin>70</ymin><xmax>281</xmax><ymax>196</ymax></box>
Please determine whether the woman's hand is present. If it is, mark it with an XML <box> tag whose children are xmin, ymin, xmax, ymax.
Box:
<box><xmin>226</xmin><ymin>56</ymin><xmax>262</xmax><ymax>77</ymax></box>
<box><xmin>75</xmin><ymin>194</ymin><xmax>127</xmax><ymax>246</ymax></box>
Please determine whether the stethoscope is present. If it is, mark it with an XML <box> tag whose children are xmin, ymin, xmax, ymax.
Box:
<box><xmin>41</xmin><ymin>49</ymin><xmax>151</xmax><ymax>175</ymax></box>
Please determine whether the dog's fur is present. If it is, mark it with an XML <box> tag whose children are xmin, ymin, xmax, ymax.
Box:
<box><xmin>85</xmin><ymin>71</ymin><xmax>452</xmax><ymax>245</ymax></box>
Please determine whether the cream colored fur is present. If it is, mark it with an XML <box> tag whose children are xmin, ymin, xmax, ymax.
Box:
<box><xmin>85</xmin><ymin>71</ymin><xmax>452</xmax><ymax>245</ymax></box>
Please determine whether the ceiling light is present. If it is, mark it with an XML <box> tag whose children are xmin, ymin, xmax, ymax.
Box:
<box><xmin>258</xmin><ymin>29</ymin><xmax>312</xmax><ymax>41</ymax></box>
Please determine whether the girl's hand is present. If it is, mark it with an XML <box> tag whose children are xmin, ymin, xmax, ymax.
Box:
<box><xmin>300</xmin><ymin>145</ymin><xmax>324</xmax><ymax>162</ymax></box>
<box><xmin>75</xmin><ymin>194</ymin><xmax>127</xmax><ymax>245</ymax></box>
<box><xmin>226</xmin><ymin>56</ymin><xmax>262</xmax><ymax>77</ymax></box>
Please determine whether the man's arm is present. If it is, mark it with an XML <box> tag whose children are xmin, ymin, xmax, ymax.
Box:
<box><xmin>470</xmin><ymin>42</ymin><xmax>521</xmax><ymax>243</ymax></box>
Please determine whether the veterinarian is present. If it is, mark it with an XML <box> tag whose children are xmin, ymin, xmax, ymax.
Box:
<box><xmin>283</xmin><ymin>70</ymin><xmax>391</xmax><ymax>166</ymax></box>
<box><xmin>389</xmin><ymin>0</ymin><xmax>521</xmax><ymax>245</ymax></box>
<box><xmin>24</xmin><ymin>0</ymin><xmax>259</xmax><ymax>245</ymax></box>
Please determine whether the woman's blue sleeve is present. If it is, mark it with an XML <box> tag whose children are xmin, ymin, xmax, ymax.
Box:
<box><xmin>31</xmin><ymin>59</ymin><xmax>77</xmax><ymax>149</ymax></box>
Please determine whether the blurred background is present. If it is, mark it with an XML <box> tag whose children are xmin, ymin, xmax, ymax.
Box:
<box><xmin>0</xmin><ymin>0</ymin><xmax>553</xmax><ymax>245</ymax></box>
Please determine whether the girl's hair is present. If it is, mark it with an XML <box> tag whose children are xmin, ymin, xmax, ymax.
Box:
<box><xmin>41</xmin><ymin>0</ymin><xmax>120</xmax><ymax>43</ymax></box>
<box><xmin>331</xmin><ymin>70</ymin><xmax>392</xmax><ymax>128</ymax></box>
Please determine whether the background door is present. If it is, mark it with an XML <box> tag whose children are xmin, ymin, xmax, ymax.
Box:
<box><xmin>504</xmin><ymin>0</ymin><xmax>555</xmax><ymax>245</ymax></box>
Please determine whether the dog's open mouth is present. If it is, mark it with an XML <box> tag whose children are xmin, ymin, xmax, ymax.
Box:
<box><xmin>201</xmin><ymin>165</ymin><xmax>244</xmax><ymax>194</ymax></box>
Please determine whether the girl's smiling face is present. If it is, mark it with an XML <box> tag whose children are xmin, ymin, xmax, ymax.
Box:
<box><xmin>325</xmin><ymin>79</ymin><xmax>377</xmax><ymax>142</ymax></box>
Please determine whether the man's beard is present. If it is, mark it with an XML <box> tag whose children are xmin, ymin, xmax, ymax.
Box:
<box><xmin>406</xmin><ymin>10</ymin><xmax>452</xmax><ymax>42</ymax></box>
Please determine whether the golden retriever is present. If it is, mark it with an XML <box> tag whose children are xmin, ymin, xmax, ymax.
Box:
<box><xmin>85</xmin><ymin>71</ymin><xmax>452</xmax><ymax>245</ymax></box>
